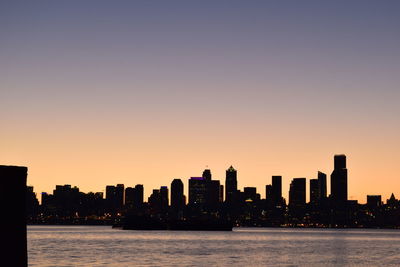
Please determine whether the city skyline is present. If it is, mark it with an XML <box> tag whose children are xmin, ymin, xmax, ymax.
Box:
<box><xmin>2</xmin><ymin>1</ymin><xmax>400</xmax><ymax>203</ymax></box>
<box><xmin>25</xmin><ymin>154</ymin><xmax>393</xmax><ymax>205</ymax></box>
<box><xmin>22</xmin><ymin>154</ymin><xmax>400</xmax><ymax>229</ymax></box>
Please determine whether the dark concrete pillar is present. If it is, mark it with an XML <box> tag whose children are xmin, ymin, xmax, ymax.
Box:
<box><xmin>0</xmin><ymin>165</ymin><xmax>28</xmax><ymax>267</ymax></box>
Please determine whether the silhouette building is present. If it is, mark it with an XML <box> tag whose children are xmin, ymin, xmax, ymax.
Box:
<box><xmin>289</xmin><ymin>178</ymin><xmax>306</xmax><ymax>207</ymax></box>
<box><xmin>318</xmin><ymin>171</ymin><xmax>327</xmax><ymax>200</ymax></box>
<box><xmin>202</xmin><ymin>169</ymin><xmax>212</xmax><ymax>181</ymax></box>
<box><xmin>225</xmin><ymin>166</ymin><xmax>237</xmax><ymax>202</ymax></box>
<box><xmin>330</xmin><ymin>155</ymin><xmax>348</xmax><ymax>206</ymax></box>
<box><xmin>160</xmin><ymin>186</ymin><xmax>169</xmax><ymax>210</ymax></box>
<box><xmin>219</xmin><ymin>184</ymin><xmax>224</xmax><ymax>202</ymax></box>
<box><xmin>244</xmin><ymin>187</ymin><xmax>258</xmax><ymax>202</ymax></box>
<box><xmin>271</xmin><ymin>176</ymin><xmax>282</xmax><ymax>206</ymax></box>
<box><xmin>310</xmin><ymin>179</ymin><xmax>319</xmax><ymax>204</ymax></box>
<box><xmin>171</xmin><ymin>179</ymin><xmax>185</xmax><ymax>210</ymax></box>
<box><xmin>134</xmin><ymin>184</ymin><xmax>144</xmax><ymax>206</ymax></box>
<box><xmin>189</xmin><ymin>177</ymin><xmax>207</xmax><ymax>205</ymax></box>
<box><xmin>116</xmin><ymin>184</ymin><xmax>125</xmax><ymax>208</ymax></box>
<box><xmin>367</xmin><ymin>195</ymin><xmax>382</xmax><ymax>208</ymax></box>
<box><xmin>125</xmin><ymin>187</ymin><xmax>135</xmax><ymax>206</ymax></box>
<box><xmin>207</xmin><ymin>180</ymin><xmax>221</xmax><ymax>206</ymax></box>
<box><xmin>265</xmin><ymin>184</ymin><xmax>272</xmax><ymax>202</ymax></box>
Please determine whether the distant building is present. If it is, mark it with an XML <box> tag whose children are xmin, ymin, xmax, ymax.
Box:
<box><xmin>207</xmin><ymin>180</ymin><xmax>221</xmax><ymax>206</ymax></box>
<box><xmin>148</xmin><ymin>189</ymin><xmax>161</xmax><ymax>212</ymax></box>
<box><xmin>265</xmin><ymin>184</ymin><xmax>272</xmax><ymax>202</ymax></box>
<box><xmin>125</xmin><ymin>187</ymin><xmax>135</xmax><ymax>206</ymax></box>
<box><xmin>225</xmin><ymin>166</ymin><xmax>237</xmax><ymax>203</ymax></box>
<box><xmin>387</xmin><ymin>193</ymin><xmax>398</xmax><ymax>206</ymax></box>
<box><xmin>367</xmin><ymin>195</ymin><xmax>382</xmax><ymax>208</ymax></box>
<box><xmin>219</xmin><ymin>184</ymin><xmax>224</xmax><ymax>202</ymax></box>
<box><xmin>26</xmin><ymin>186</ymin><xmax>39</xmax><ymax>218</ymax></box>
<box><xmin>289</xmin><ymin>178</ymin><xmax>306</xmax><ymax>207</ymax></box>
<box><xmin>318</xmin><ymin>171</ymin><xmax>327</xmax><ymax>200</ymax></box>
<box><xmin>310</xmin><ymin>179</ymin><xmax>319</xmax><ymax>204</ymax></box>
<box><xmin>116</xmin><ymin>184</ymin><xmax>125</xmax><ymax>208</ymax></box>
<box><xmin>271</xmin><ymin>176</ymin><xmax>282</xmax><ymax>206</ymax></box>
<box><xmin>189</xmin><ymin>177</ymin><xmax>207</xmax><ymax>205</ymax></box>
<box><xmin>202</xmin><ymin>169</ymin><xmax>212</xmax><ymax>181</ymax></box>
<box><xmin>331</xmin><ymin>155</ymin><xmax>348</xmax><ymax>206</ymax></box>
<box><xmin>244</xmin><ymin>187</ymin><xmax>257</xmax><ymax>202</ymax></box>
<box><xmin>160</xmin><ymin>186</ymin><xmax>169</xmax><ymax>210</ymax></box>
<box><xmin>134</xmin><ymin>184</ymin><xmax>144</xmax><ymax>206</ymax></box>
<box><xmin>106</xmin><ymin>185</ymin><xmax>116</xmax><ymax>211</ymax></box>
<box><xmin>171</xmin><ymin>179</ymin><xmax>185</xmax><ymax>210</ymax></box>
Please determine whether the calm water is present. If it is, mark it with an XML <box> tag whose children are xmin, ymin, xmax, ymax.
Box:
<box><xmin>28</xmin><ymin>226</ymin><xmax>400</xmax><ymax>266</ymax></box>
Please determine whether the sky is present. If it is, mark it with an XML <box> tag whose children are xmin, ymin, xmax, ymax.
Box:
<box><xmin>1</xmin><ymin>1</ymin><xmax>400</xmax><ymax>203</ymax></box>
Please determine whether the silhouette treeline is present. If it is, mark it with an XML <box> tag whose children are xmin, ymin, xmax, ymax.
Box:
<box><xmin>26</xmin><ymin>155</ymin><xmax>400</xmax><ymax>228</ymax></box>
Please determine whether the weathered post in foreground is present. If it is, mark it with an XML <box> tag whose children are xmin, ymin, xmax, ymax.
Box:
<box><xmin>0</xmin><ymin>165</ymin><xmax>28</xmax><ymax>267</ymax></box>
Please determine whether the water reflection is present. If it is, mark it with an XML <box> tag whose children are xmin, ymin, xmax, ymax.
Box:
<box><xmin>28</xmin><ymin>226</ymin><xmax>400</xmax><ymax>267</ymax></box>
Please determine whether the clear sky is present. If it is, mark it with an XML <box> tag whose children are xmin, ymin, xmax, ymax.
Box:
<box><xmin>1</xmin><ymin>1</ymin><xmax>399</xmax><ymax>203</ymax></box>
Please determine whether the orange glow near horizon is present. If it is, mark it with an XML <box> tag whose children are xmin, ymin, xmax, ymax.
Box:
<box><xmin>1</xmin><ymin>1</ymin><xmax>400</xmax><ymax>205</ymax></box>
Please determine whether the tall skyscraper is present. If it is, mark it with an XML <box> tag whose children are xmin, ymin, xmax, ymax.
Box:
<box><xmin>202</xmin><ymin>169</ymin><xmax>212</xmax><ymax>181</ymax></box>
<box><xmin>318</xmin><ymin>171</ymin><xmax>327</xmax><ymax>200</ymax></box>
<box><xmin>160</xmin><ymin>186</ymin><xmax>169</xmax><ymax>210</ymax></box>
<box><xmin>125</xmin><ymin>187</ymin><xmax>135</xmax><ymax>206</ymax></box>
<box><xmin>189</xmin><ymin>177</ymin><xmax>207</xmax><ymax>205</ymax></box>
<box><xmin>271</xmin><ymin>176</ymin><xmax>282</xmax><ymax>206</ymax></box>
<box><xmin>134</xmin><ymin>184</ymin><xmax>144</xmax><ymax>206</ymax></box>
<box><xmin>171</xmin><ymin>179</ymin><xmax>185</xmax><ymax>210</ymax></box>
<box><xmin>207</xmin><ymin>180</ymin><xmax>221</xmax><ymax>206</ymax></box>
<box><xmin>0</xmin><ymin>165</ymin><xmax>28</xmax><ymax>267</ymax></box>
<box><xmin>116</xmin><ymin>184</ymin><xmax>125</xmax><ymax>208</ymax></box>
<box><xmin>219</xmin><ymin>184</ymin><xmax>224</xmax><ymax>202</ymax></box>
<box><xmin>330</xmin><ymin>154</ymin><xmax>348</xmax><ymax>206</ymax></box>
<box><xmin>310</xmin><ymin>179</ymin><xmax>319</xmax><ymax>204</ymax></box>
<box><xmin>225</xmin><ymin>165</ymin><xmax>237</xmax><ymax>202</ymax></box>
<box><xmin>265</xmin><ymin>184</ymin><xmax>272</xmax><ymax>202</ymax></box>
<box><xmin>289</xmin><ymin>178</ymin><xmax>306</xmax><ymax>207</ymax></box>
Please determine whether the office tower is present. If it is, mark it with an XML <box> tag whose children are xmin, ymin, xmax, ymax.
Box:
<box><xmin>318</xmin><ymin>171</ymin><xmax>327</xmax><ymax>199</ymax></box>
<box><xmin>134</xmin><ymin>184</ymin><xmax>144</xmax><ymax>206</ymax></box>
<box><xmin>189</xmin><ymin>177</ymin><xmax>207</xmax><ymax>205</ymax></box>
<box><xmin>148</xmin><ymin>189</ymin><xmax>161</xmax><ymax>211</ymax></box>
<box><xmin>202</xmin><ymin>169</ymin><xmax>212</xmax><ymax>181</ymax></box>
<box><xmin>125</xmin><ymin>187</ymin><xmax>135</xmax><ymax>206</ymax></box>
<box><xmin>116</xmin><ymin>184</ymin><xmax>125</xmax><ymax>208</ymax></box>
<box><xmin>367</xmin><ymin>195</ymin><xmax>382</xmax><ymax>208</ymax></box>
<box><xmin>310</xmin><ymin>179</ymin><xmax>319</xmax><ymax>204</ymax></box>
<box><xmin>0</xmin><ymin>165</ymin><xmax>28</xmax><ymax>267</ymax></box>
<box><xmin>289</xmin><ymin>178</ymin><xmax>306</xmax><ymax>207</ymax></box>
<box><xmin>244</xmin><ymin>187</ymin><xmax>257</xmax><ymax>202</ymax></box>
<box><xmin>219</xmin><ymin>184</ymin><xmax>224</xmax><ymax>202</ymax></box>
<box><xmin>160</xmin><ymin>186</ymin><xmax>169</xmax><ymax>210</ymax></box>
<box><xmin>272</xmin><ymin>176</ymin><xmax>282</xmax><ymax>206</ymax></box>
<box><xmin>26</xmin><ymin>186</ymin><xmax>39</xmax><ymax>219</ymax></box>
<box><xmin>265</xmin><ymin>184</ymin><xmax>272</xmax><ymax>201</ymax></box>
<box><xmin>171</xmin><ymin>179</ymin><xmax>185</xmax><ymax>210</ymax></box>
<box><xmin>330</xmin><ymin>154</ymin><xmax>348</xmax><ymax>205</ymax></box>
<box><xmin>208</xmin><ymin>180</ymin><xmax>221</xmax><ymax>206</ymax></box>
<box><xmin>225</xmin><ymin>165</ymin><xmax>237</xmax><ymax>202</ymax></box>
<box><xmin>106</xmin><ymin>185</ymin><xmax>116</xmax><ymax>211</ymax></box>
<box><xmin>52</xmin><ymin>184</ymin><xmax>80</xmax><ymax>217</ymax></box>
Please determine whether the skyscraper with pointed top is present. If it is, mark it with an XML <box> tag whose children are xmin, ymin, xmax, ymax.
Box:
<box><xmin>225</xmin><ymin>165</ymin><xmax>237</xmax><ymax>202</ymax></box>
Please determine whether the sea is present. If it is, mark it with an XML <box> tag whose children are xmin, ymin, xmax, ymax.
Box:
<box><xmin>28</xmin><ymin>225</ymin><xmax>400</xmax><ymax>266</ymax></box>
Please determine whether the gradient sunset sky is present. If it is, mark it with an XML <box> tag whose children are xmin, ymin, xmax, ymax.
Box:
<box><xmin>1</xmin><ymin>1</ymin><xmax>399</xmax><ymax>203</ymax></box>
